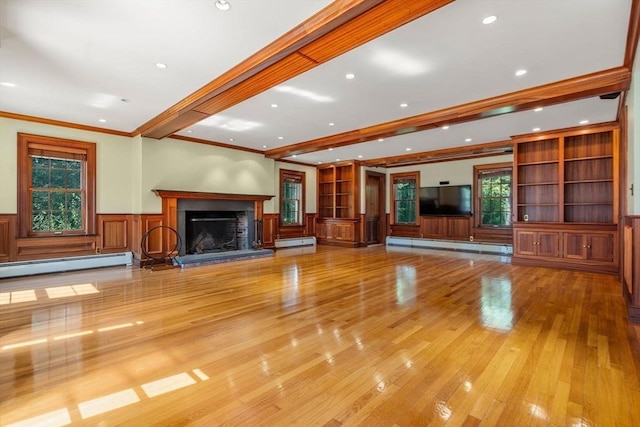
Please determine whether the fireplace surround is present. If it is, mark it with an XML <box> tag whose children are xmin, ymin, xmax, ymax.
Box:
<box><xmin>153</xmin><ymin>190</ymin><xmax>273</xmax><ymax>258</ymax></box>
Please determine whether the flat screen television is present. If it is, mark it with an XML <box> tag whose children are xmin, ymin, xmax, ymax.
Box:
<box><xmin>419</xmin><ymin>185</ymin><xmax>472</xmax><ymax>216</ymax></box>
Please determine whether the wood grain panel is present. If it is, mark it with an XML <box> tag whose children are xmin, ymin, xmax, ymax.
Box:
<box><xmin>0</xmin><ymin>214</ymin><xmax>17</xmax><ymax>263</ymax></box>
<box><xmin>98</xmin><ymin>214</ymin><xmax>131</xmax><ymax>253</ymax></box>
<box><xmin>15</xmin><ymin>235</ymin><xmax>97</xmax><ymax>261</ymax></box>
<box><xmin>262</xmin><ymin>214</ymin><xmax>277</xmax><ymax>248</ymax></box>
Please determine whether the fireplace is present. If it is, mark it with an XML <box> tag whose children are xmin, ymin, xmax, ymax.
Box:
<box><xmin>185</xmin><ymin>210</ymin><xmax>248</xmax><ymax>254</ymax></box>
<box><xmin>152</xmin><ymin>190</ymin><xmax>274</xmax><ymax>260</ymax></box>
<box><xmin>177</xmin><ymin>198</ymin><xmax>256</xmax><ymax>256</ymax></box>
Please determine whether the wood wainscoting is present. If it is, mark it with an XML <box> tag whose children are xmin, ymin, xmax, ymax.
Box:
<box><xmin>0</xmin><ymin>214</ymin><xmax>17</xmax><ymax>263</ymax></box>
<box><xmin>263</xmin><ymin>213</ymin><xmax>318</xmax><ymax>249</ymax></box>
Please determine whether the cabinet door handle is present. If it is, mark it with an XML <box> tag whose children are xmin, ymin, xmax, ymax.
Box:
<box><xmin>583</xmin><ymin>245</ymin><xmax>587</xmax><ymax>248</ymax></box>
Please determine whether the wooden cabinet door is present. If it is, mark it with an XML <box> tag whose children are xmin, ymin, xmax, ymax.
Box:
<box><xmin>447</xmin><ymin>217</ymin><xmax>470</xmax><ymax>240</ymax></box>
<box><xmin>537</xmin><ymin>232</ymin><xmax>560</xmax><ymax>258</ymax></box>
<box><xmin>589</xmin><ymin>233</ymin><xmax>614</xmax><ymax>263</ymax></box>
<box><xmin>334</xmin><ymin>222</ymin><xmax>354</xmax><ymax>241</ymax></box>
<box><xmin>316</xmin><ymin>222</ymin><xmax>330</xmax><ymax>239</ymax></box>
<box><xmin>422</xmin><ymin>216</ymin><xmax>446</xmax><ymax>238</ymax></box>
<box><xmin>563</xmin><ymin>233</ymin><xmax>588</xmax><ymax>260</ymax></box>
<box><xmin>515</xmin><ymin>230</ymin><xmax>536</xmax><ymax>256</ymax></box>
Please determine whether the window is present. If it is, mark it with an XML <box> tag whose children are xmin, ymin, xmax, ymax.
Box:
<box><xmin>279</xmin><ymin>169</ymin><xmax>305</xmax><ymax>226</ymax></box>
<box><xmin>391</xmin><ymin>172</ymin><xmax>419</xmax><ymax>224</ymax></box>
<box><xmin>474</xmin><ymin>163</ymin><xmax>512</xmax><ymax>227</ymax></box>
<box><xmin>18</xmin><ymin>133</ymin><xmax>96</xmax><ymax>237</ymax></box>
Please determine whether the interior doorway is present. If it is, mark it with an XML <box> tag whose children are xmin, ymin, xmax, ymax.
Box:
<box><xmin>365</xmin><ymin>171</ymin><xmax>386</xmax><ymax>245</ymax></box>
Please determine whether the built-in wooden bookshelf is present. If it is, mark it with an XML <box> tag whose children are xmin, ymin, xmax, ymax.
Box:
<box><xmin>317</xmin><ymin>161</ymin><xmax>360</xmax><ymax>246</ymax></box>
<box><xmin>512</xmin><ymin>125</ymin><xmax>619</xmax><ymax>275</ymax></box>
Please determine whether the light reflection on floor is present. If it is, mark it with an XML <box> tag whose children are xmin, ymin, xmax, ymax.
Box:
<box><xmin>5</xmin><ymin>368</ymin><xmax>210</xmax><ymax>426</ymax></box>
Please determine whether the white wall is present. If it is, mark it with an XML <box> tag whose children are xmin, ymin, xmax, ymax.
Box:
<box><xmin>384</xmin><ymin>154</ymin><xmax>514</xmax><ymax>213</ymax></box>
<box><xmin>139</xmin><ymin>137</ymin><xmax>276</xmax><ymax>213</ymax></box>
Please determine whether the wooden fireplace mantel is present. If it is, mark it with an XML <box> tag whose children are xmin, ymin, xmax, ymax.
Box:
<box><xmin>153</xmin><ymin>189</ymin><xmax>274</xmax><ymax>202</ymax></box>
<box><xmin>152</xmin><ymin>189</ymin><xmax>274</xmax><ymax>257</ymax></box>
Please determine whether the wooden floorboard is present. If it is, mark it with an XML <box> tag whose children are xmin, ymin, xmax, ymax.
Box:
<box><xmin>0</xmin><ymin>245</ymin><xmax>638</xmax><ymax>426</ymax></box>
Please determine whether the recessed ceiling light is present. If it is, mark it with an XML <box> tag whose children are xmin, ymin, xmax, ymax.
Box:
<box><xmin>262</xmin><ymin>145</ymin><xmax>267</xmax><ymax>149</ymax></box>
<box><xmin>534</xmin><ymin>107</ymin><xmax>543</xmax><ymax>112</ymax></box>
<box><xmin>292</xmin><ymin>155</ymin><xmax>297</xmax><ymax>158</ymax></box>
<box><xmin>579</xmin><ymin>120</ymin><xmax>589</xmax><ymax>125</ymax></box>
<box><xmin>400</xmin><ymin>103</ymin><xmax>408</xmax><ymax>108</ymax></box>
<box><xmin>465</xmin><ymin>138</ymin><xmax>472</xmax><ymax>142</ymax></box>
<box><xmin>278</xmin><ymin>136</ymin><xmax>284</xmax><ymax>140</ymax></box>
<box><xmin>345</xmin><ymin>73</ymin><xmax>355</xmax><ymax>79</ymax></box>
<box><xmin>532</xmin><ymin>127</ymin><xmax>541</xmax><ymax>132</ymax></box>
<box><xmin>155</xmin><ymin>62</ymin><xmax>167</xmax><ymax>69</ymax></box>
<box><xmin>215</xmin><ymin>0</ymin><xmax>230</xmax><ymax>11</ymax></box>
<box><xmin>229</xmin><ymin>138</ymin><xmax>234</xmax><ymax>142</ymax></box>
<box><xmin>378</xmin><ymin>138</ymin><xmax>384</xmax><ymax>142</ymax></box>
<box><xmin>442</xmin><ymin>126</ymin><xmax>449</xmax><ymax>130</ymax></box>
<box><xmin>336</xmin><ymin>158</ymin><xmax>341</xmax><ymax>161</ymax></box>
<box><xmin>318</xmin><ymin>161</ymin><xmax>322</xmax><ymax>164</ymax></box>
<box><xmin>1</xmin><ymin>82</ymin><xmax>17</xmax><ymax>87</ymax></box>
<box><xmin>98</xmin><ymin>119</ymin><xmax>106</xmax><ymax>123</ymax></box>
<box><xmin>329</xmin><ymin>122</ymin><xmax>335</xmax><ymax>126</ymax></box>
<box><xmin>515</xmin><ymin>69</ymin><xmax>527</xmax><ymax>77</ymax></box>
<box><xmin>482</xmin><ymin>15</ymin><xmax>498</xmax><ymax>25</ymax></box>
<box><xmin>405</xmin><ymin>148</ymin><xmax>412</xmax><ymax>151</ymax></box>
<box><xmin>328</xmin><ymin>148</ymin><xmax>333</xmax><ymax>151</ymax></box>
<box><xmin>187</xmin><ymin>130</ymin><xmax>193</xmax><ymax>133</ymax></box>
<box><xmin>357</xmin><ymin>155</ymin><xmax>363</xmax><ymax>159</ymax></box>
<box><xmin>271</xmin><ymin>104</ymin><xmax>278</xmax><ymax>108</ymax></box>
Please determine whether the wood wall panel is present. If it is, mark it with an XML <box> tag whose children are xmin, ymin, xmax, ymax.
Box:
<box><xmin>0</xmin><ymin>214</ymin><xmax>17</xmax><ymax>263</ymax></box>
<box><xmin>262</xmin><ymin>214</ymin><xmax>277</xmax><ymax>249</ymax></box>
<box><xmin>98</xmin><ymin>214</ymin><xmax>131</xmax><ymax>253</ymax></box>
<box><xmin>131</xmin><ymin>214</ymin><xmax>164</xmax><ymax>266</ymax></box>
<box><xmin>305</xmin><ymin>213</ymin><xmax>316</xmax><ymax>237</ymax></box>
<box><xmin>16</xmin><ymin>235</ymin><xmax>97</xmax><ymax>261</ymax></box>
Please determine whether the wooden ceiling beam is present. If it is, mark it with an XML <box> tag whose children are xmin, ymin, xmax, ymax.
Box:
<box><xmin>361</xmin><ymin>140</ymin><xmax>513</xmax><ymax>168</ymax></box>
<box><xmin>265</xmin><ymin>66</ymin><xmax>631</xmax><ymax>160</ymax></box>
<box><xmin>137</xmin><ymin>0</ymin><xmax>453</xmax><ymax>140</ymax></box>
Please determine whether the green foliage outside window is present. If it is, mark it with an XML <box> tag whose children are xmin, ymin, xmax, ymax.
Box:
<box><xmin>394</xmin><ymin>181</ymin><xmax>416</xmax><ymax>224</ymax></box>
<box><xmin>281</xmin><ymin>180</ymin><xmax>301</xmax><ymax>225</ymax></box>
<box><xmin>31</xmin><ymin>156</ymin><xmax>83</xmax><ymax>232</ymax></box>
<box><xmin>480</xmin><ymin>173</ymin><xmax>511</xmax><ymax>227</ymax></box>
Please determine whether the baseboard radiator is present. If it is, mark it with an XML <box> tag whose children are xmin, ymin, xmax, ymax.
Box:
<box><xmin>0</xmin><ymin>252</ymin><xmax>133</xmax><ymax>279</ymax></box>
<box><xmin>275</xmin><ymin>237</ymin><xmax>316</xmax><ymax>249</ymax></box>
<box><xmin>386</xmin><ymin>237</ymin><xmax>512</xmax><ymax>255</ymax></box>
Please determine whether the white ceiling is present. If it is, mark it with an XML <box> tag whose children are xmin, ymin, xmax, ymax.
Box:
<box><xmin>0</xmin><ymin>0</ymin><xmax>634</xmax><ymax>166</ymax></box>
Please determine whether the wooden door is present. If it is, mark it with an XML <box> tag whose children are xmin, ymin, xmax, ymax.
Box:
<box><xmin>365</xmin><ymin>171</ymin><xmax>385</xmax><ymax>245</ymax></box>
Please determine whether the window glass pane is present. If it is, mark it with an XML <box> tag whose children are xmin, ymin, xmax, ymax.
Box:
<box><xmin>478</xmin><ymin>169</ymin><xmax>512</xmax><ymax>227</ymax></box>
<box><xmin>30</xmin><ymin>155</ymin><xmax>85</xmax><ymax>233</ymax></box>
<box><xmin>32</xmin><ymin>167</ymin><xmax>49</xmax><ymax>188</ymax></box>
<box><xmin>68</xmin><ymin>169</ymin><xmax>81</xmax><ymax>189</ymax></box>
<box><xmin>32</xmin><ymin>191</ymin><xmax>49</xmax><ymax>211</ymax></box>
<box><xmin>32</xmin><ymin>212</ymin><xmax>50</xmax><ymax>231</ymax></box>
<box><xmin>50</xmin><ymin>169</ymin><xmax>65</xmax><ymax>188</ymax></box>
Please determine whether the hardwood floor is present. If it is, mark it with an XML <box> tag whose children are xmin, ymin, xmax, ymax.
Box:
<box><xmin>1</xmin><ymin>245</ymin><xmax>639</xmax><ymax>426</ymax></box>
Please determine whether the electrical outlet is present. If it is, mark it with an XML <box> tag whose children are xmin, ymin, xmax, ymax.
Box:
<box><xmin>96</xmin><ymin>247</ymin><xmax>101</xmax><ymax>254</ymax></box>
<box><xmin>469</xmin><ymin>236</ymin><xmax>474</xmax><ymax>242</ymax></box>
<box><xmin>523</xmin><ymin>214</ymin><xmax>529</xmax><ymax>222</ymax></box>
